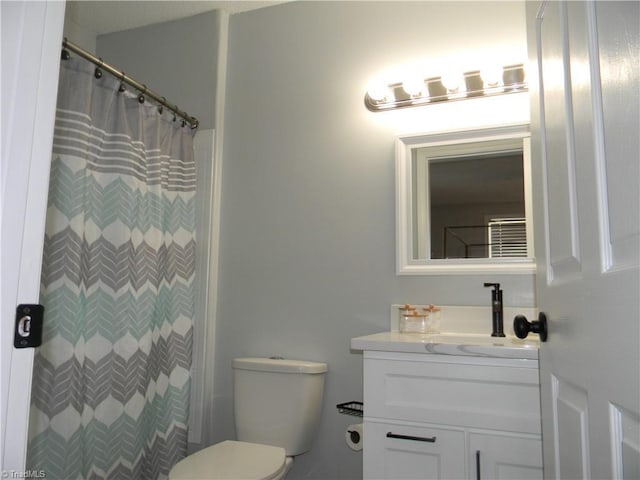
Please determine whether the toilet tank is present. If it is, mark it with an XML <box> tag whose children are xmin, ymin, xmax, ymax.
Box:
<box><xmin>233</xmin><ymin>357</ymin><xmax>327</xmax><ymax>456</ymax></box>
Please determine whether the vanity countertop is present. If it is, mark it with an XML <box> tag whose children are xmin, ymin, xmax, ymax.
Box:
<box><xmin>351</xmin><ymin>331</ymin><xmax>539</xmax><ymax>360</ymax></box>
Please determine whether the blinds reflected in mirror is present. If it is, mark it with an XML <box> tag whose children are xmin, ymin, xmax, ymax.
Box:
<box><xmin>489</xmin><ymin>218</ymin><xmax>527</xmax><ymax>258</ymax></box>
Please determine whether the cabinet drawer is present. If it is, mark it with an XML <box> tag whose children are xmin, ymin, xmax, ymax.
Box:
<box><xmin>364</xmin><ymin>420</ymin><xmax>466</xmax><ymax>480</ymax></box>
<box><xmin>364</xmin><ymin>356</ymin><xmax>541</xmax><ymax>434</ymax></box>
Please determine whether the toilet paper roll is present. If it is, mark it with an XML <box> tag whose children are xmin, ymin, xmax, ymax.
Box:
<box><xmin>345</xmin><ymin>423</ymin><xmax>363</xmax><ymax>451</ymax></box>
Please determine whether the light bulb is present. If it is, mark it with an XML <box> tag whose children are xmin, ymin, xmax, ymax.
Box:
<box><xmin>481</xmin><ymin>65</ymin><xmax>503</xmax><ymax>87</ymax></box>
<box><xmin>402</xmin><ymin>76</ymin><xmax>425</xmax><ymax>97</ymax></box>
<box><xmin>441</xmin><ymin>72</ymin><xmax>463</xmax><ymax>93</ymax></box>
<box><xmin>367</xmin><ymin>81</ymin><xmax>391</xmax><ymax>102</ymax></box>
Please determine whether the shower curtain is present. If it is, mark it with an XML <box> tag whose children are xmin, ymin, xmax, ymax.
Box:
<box><xmin>27</xmin><ymin>56</ymin><xmax>196</xmax><ymax>479</ymax></box>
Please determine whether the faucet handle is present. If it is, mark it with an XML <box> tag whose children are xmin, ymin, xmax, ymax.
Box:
<box><xmin>513</xmin><ymin>313</ymin><xmax>548</xmax><ymax>342</ymax></box>
<box><xmin>483</xmin><ymin>282</ymin><xmax>501</xmax><ymax>290</ymax></box>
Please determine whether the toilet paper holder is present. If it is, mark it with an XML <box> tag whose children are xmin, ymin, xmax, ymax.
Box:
<box><xmin>344</xmin><ymin>422</ymin><xmax>364</xmax><ymax>451</ymax></box>
<box><xmin>347</xmin><ymin>427</ymin><xmax>361</xmax><ymax>444</ymax></box>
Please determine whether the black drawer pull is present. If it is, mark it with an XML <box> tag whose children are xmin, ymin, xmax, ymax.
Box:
<box><xmin>386</xmin><ymin>432</ymin><xmax>436</xmax><ymax>443</ymax></box>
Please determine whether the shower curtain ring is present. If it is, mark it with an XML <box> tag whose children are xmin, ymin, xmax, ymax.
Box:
<box><xmin>138</xmin><ymin>85</ymin><xmax>147</xmax><ymax>104</ymax></box>
<box><xmin>94</xmin><ymin>58</ymin><xmax>104</xmax><ymax>79</ymax></box>
<box><xmin>61</xmin><ymin>37</ymin><xmax>71</xmax><ymax>60</ymax></box>
<box><xmin>158</xmin><ymin>97</ymin><xmax>166</xmax><ymax>114</ymax></box>
<box><xmin>118</xmin><ymin>72</ymin><xmax>126</xmax><ymax>92</ymax></box>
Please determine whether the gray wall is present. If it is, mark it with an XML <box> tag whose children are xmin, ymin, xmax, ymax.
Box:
<box><xmin>216</xmin><ymin>2</ymin><xmax>534</xmax><ymax>479</ymax></box>
<box><xmin>97</xmin><ymin>10</ymin><xmax>219</xmax><ymax>129</ymax></box>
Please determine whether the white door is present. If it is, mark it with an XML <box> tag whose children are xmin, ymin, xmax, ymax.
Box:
<box><xmin>527</xmin><ymin>1</ymin><xmax>639</xmax><ymax>479</ymax></box>
<box><xmin>1</xmin><ymin>0</ymin><xmax>65</xmax><ymax>471</ymax></box>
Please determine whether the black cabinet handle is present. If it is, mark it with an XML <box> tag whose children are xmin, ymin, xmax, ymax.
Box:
<box><xmin>386</xmin><ymin>432</ymin><xmax>436</xmax><ymax>443</ymax></box>
<box><xmin>476</xmin><ymin>450</ymin><xmax>481</xmax><ymax>480</ymax></box>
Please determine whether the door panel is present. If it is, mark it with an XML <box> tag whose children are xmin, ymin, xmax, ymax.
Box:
<box><xmin>537</xmin><ymin>0</ymin><xmax>581</xmax><ymax>282</ymax></box>
<box><xmin>594</xmin><ymin>3</ymin><xmax>640</xmax><ymax>271</ymax></box>
<box><xmin>528</xmin><ymin>1</ymin><xmax>639</xmax><ymax>479</ymax></box>
<box><xmin>609</xmin><ymin>405</ymin><xmax>640</xmax><ymax>479</ymax></box>
<box><xmin>552</xmin><ymin>376</ymin><xmax>590</xmax><ymax>479</ymax></box>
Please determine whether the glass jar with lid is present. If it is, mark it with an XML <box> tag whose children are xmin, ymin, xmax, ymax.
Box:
<box><xmin>398</xmin><ymin>304</ymin><xmax>441</xmax><ymax>334</ymax></box>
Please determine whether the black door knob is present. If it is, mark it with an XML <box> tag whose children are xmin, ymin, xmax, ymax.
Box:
<box><xmin>513</xmin><ymin>313</ymin><xmax>548</xmax><ymax>342</ymax></box>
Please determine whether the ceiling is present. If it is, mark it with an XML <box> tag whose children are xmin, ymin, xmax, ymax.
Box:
<box><xmin>65</xmin><ymin>1</ymin><xmax>288</xmax><ymax>35</ymax></box>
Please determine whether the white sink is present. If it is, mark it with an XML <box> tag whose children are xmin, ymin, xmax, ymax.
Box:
<box><xmin>350</xmin><ymin>331</ymin><xmax>539</xmax><ymax>360</ymax></box>
<box><xmin>426</xmin><ymin>332</ymin><xmax>531</xmax><ymax>345</ymax></box>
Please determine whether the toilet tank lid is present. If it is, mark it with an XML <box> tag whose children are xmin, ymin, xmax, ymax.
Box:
<box><xmin>233</xmin><ymin>357</ymin><xmax>327</xmax><ymax>374</ymax></box>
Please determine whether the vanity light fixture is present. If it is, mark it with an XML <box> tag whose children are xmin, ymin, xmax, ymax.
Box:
<box><xmin>365</xmin><ymin>63</ymin><xmax>527</xmax><ymax>112</ymax></box>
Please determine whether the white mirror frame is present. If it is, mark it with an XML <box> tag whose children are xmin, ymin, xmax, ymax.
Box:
<box><xmin>396</xmin><ymin>123</ymin><xmax>536</xmax><ymax>275</ymax></box>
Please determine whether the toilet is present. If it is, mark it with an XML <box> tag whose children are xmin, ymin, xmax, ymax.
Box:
<box><xmin>169</xmin><ymin>357</ymin><xmax>328</xmax><ymax>480</ymax></box>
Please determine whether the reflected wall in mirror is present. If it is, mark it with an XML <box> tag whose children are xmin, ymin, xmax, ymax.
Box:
<box><xmin>397</xmin><ymin>123</ymin><xmax>535</xmax><ymax>275</ymax></box>
<box><xmin>416</xmin><ymin>140</ymin><xmax>526</xmax><ymax>259</ymax></box>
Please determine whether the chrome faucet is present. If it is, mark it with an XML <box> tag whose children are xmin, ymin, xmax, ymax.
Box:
<box><xmin>484</xmin><ymin>283</ymin><xmax>505</xmax><ymax>337</ymax></box>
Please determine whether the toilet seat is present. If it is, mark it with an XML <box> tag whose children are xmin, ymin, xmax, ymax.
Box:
<box><xmin>169</xmin><ymin>440</ymin><xmax>287</xmax><ymax>480</ymax></box>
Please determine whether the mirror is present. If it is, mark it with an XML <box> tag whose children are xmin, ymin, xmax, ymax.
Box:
<box><xmin>396</xmin><ymin>123</ymin><xmax>535</xmax><ymax>275</ymax></box>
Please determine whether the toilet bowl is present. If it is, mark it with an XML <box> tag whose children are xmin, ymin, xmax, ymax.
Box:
<box><xmin>169</xmin><ymin>441</ymin><xmax>292</xmax><ymax>480</ymax></box>
<box><xmin>169</xmin><ymin>357</ymin><xmax>327</xmax><ymax>480</ymax></box>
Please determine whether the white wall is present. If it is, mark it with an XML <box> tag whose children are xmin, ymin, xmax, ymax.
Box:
<box><xmin>217</xmin><ymin>2</ymin><xmax>533</xmax><ymax>479</ymax></box>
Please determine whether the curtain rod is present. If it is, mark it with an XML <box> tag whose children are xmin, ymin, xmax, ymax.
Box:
<box><xmin>62</xmin><ymin>38</ymin><xmax>199</xmax><ymax>129</ymax></box>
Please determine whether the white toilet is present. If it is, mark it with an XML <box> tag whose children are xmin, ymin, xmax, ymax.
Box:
<box><xmin>169</xmin><ymin>357</ymin><xmax>327</xmax><ymax>480</ymax></box>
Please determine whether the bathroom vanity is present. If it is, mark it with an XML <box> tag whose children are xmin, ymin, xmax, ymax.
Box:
<box><xmin>352</xmin><ymin>326</ymin><xmax>542</xmax><ymax>479</ymax></box>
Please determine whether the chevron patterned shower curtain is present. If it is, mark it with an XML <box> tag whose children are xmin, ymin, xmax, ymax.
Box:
<box><xmin>27</xmin><ymin>57</ymin><xmax>196</xmax><ymax>479</ymax></box>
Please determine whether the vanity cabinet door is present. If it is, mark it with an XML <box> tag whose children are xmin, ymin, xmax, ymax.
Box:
<box><xmin>364</xmin><ymin>421</ymin><xmax>466</xmax><ymax>480</ymax></box>
<box><xmin>469</xmin><ymin>432</ymin><xmax>543</xmax><ymax>480</ymax></box>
